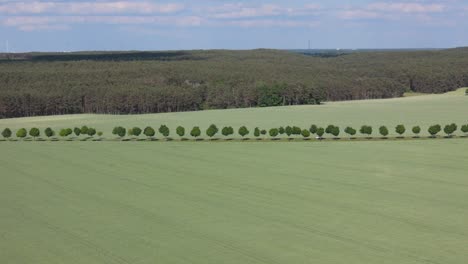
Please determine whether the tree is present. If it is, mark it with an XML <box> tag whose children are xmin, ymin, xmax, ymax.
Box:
<box><xmin>428</xmin><ymin>124</ymin><xmax>441</xmax><ymax>137</ymax></box>
<box><xmin>80</xmin><ymin>126</ymin><xmax>89</xmax><ymax>135</ymax></box>
<box><xmin>59</xmin><ymin>128</ymin><xmax>68</xmax><ymax>138</ymax></box>
<box><xmin>2</xmin><ymin>128</ymin><xmax>12</xmax><ymax>139</ymax></box>
<box><xmin>74</xmin><ymin>127</ymin><xmax>81</xmax><ymax>137</ymax></box>
<box><xmin>412</xmin><ymin>126</ymin><xmax>421</xmax><ymax>137</ymax></box>
<box><xmin>461</xmin><ymin>124</ymin><xmax>468</xmax><ymax>135</ymax></box>
<box><xmin>16</xmin><ymin>128</ymin><xmax>27</xmax><ymax>139</ymax></box>
<box><xmin>330</xmin><ymin>126</ymin><xmax>340</xmax><ymax>138</ymax></box>
<box><xmin>325</xmin><ymin>125</ymin><xmax>334</xmax><ymax>134</ymax></box>
<box><xmin>159</xmin><ymin>125</ymin><xmax>170</xmax><ymax>137</ymax></box>
<box><xmin>443</xmin><ymin>123</ymin><xmax>457</xmax><ymax>137</ymax></box>
<box><xmin>301</xmin><ymin>129</ymin><xmax>310</xmax><ymax>138</ymax></box>
<box><xmin>292</xmin><ymin>126</ymin><xmax>301</xmax><ymax>135</ymax></box>
<box><xmin>360</xmin><ymin>125</ymin><xmax>373</xmax><ymax>138</ymax></box>
<box><xmin>66</xmin><ymin>128</ymin><xmax>72</xmax><ymax>136</ymax></box>
<box><xmin>260</xmin><ymin>129</ymin><xmax>267</xmax><ymax>135</ymax></box>
<box><xmin>29</xmin><ymin>128</ymin><xmax>40</xmax><ymax>139</ymax></box>
<box><xmin>222</xmin><ymin>126</ymin><xmax>234</xmax><ymax>137</ymax></box>
<box><xmin>238</xmin><ymin>126</ymin><xmax>249</xmax><ymax>137</ymax></box>
<box><xmin>127</xmin><ymin>128</ymin><xmax>134</xmax><ymax>137</ymax></box>
<box><xmin>206</xmin><ymin>124</ymin><xmax>219</xmax><ymax>138</ymax></box>
<box><xmin>316</xmin><ymin>127</ymin><xmax>325</xmax><ymax>139</ymax></box>
<box><xmin>278</xmin><ymin>127</ymin><xmax>285</xmax><ymax>135</ymax></box>
<box><xmin>97</xmin><ymin>131</ymin><xmax>103</xmax><ymax>137</ymax></box>
<box><xmin>395</xmin><ymin>125</ymin><xmax>406</xmax><ymax>137</ymax></box>
<box><xmin>344</xmin><ymin>127</ymin><xmax>356</xmax><ymax>138</ymax></box>
<box><xmin>269</xmin><ymin>128</ymin><xmax>279</xmax><ymax>138</ymax></box>
<box><xmin>190</xmin><ymin>126</ymin><xmax>201</xmax><ymax>138</ymax></box>
<box><xmin>285</xmin><ymin>126</ymin><xmax>293</xmax><ymax>137</ymax></box>
<box><xmin>87</xmin><ymin>128</ymin><xmax>96</xmax><ymax>137</ymax></box>
<box><xmin>132</xmin><ymin>127</ymin><xmax>142</xmax><ymax>137</ymax></box>
<box><xmin>176</xmin><ymin>126</ymin><xmax>185</xmax><ymax>137</ymax></box>
<box><xmin>143</xmin><ymin>126</ymin><xmax>155</xmax><ymax>138</ymax></box>
<box><xmin>379</xmin><ymin>126</ymin><xmax>389</xmax><ymax>138</ymax></box>
<box><xmin>112</xmin><ymin>126</ymin><xmax>126</xmax><ymax>138</ymax></box>
<box><xmin>309</xmin><ymin>125</ymin><xmax>318</xmax><ymax>134</ymax></box>
<box><xmin>254</xmin><ymin>127</ymin><xmax>261</xmax><ymax>137</ymax></box>
<box><xmin>45</xmin><ymin>127</ymin><xmax>55</xmax><ymax>138</ymax></box>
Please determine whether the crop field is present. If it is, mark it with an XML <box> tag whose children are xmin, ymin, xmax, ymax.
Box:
<box><xmin>1</xmin><ymin>140</ymin><xmax>468</xmax><ymax>264</ymax></box>
<box><xmin>0</xmin><ymin>88</ymin><xmax>467</xmax><ymax>138</ymax></box>
<box><xmin>1</xmin><ymin>89</ymin><xmax>467</xmax><ymax>263</ymax></box>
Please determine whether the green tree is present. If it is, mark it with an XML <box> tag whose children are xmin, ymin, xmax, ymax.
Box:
<box><xmin>239</xmin><ymin>126</ymin><xmax>249</xmax><ymax>138</ymax></box>
<box><xmin>143</xmin><ymin>126</ymin><xmax>156</xmax><ymax>138</ymax></box>
<box><xmin>127</xmin><ymin>128</ymin><xmax>134</xmax><ymax>137</ymax></box>
<box><xmin>29</xmin><ymin>128</ymin><xmax>40</xmax><ymax>139</ymax></box>
<box><xmin>301</xmin><ymin>129</ymin><xmax>311</xmax><ymax>138</ymax></box>
<box><xmin>59</xmin><ymin>128</ymin><xmax>68</xmax><ymax>138</ymax></box>
<box><xmin>132</xmin><ymin>127</ymin><xmax>142</xmax><ymax>137</ymax></box>
<box><xmin>97</xmin><ymin>131</ymin><xmax>103</xmax><ymax>137</ymax></box>
<box><xmin>443</xmin><ymin>123</ymin><xmax>457</xmax><ymax>137</ymax></box>
<box><xmin>309</xmin><ymin>125</ymin><xmax>318</xmax><ymax>134</ymax></box>
<box><xmin>254</xmin><ymin>127</ymin><xmax>261</xmax><ymax>137</ymax></box>
<box><xmin>316</xmin><ymin>127</ymin><xmax>325</xmax><ymax>139</ymax></box>
<box><xmin>278</xmin><ymin>127</ymin><xmax>285</xmax><ymax>135</ymax></box>
<box><xmin>285</xmin><ymin>126</ymin><xmax>293</xmax><ymax>137</ymax></box>
<box><xmin>395</xmin><ymin>125</ymin><xmax>406</xmax><ymax>137</ymax></box>
<box><xmin>45</xmin><ymin>127</ymin><xmax>55</xmax><ymax>138</ymax></box>
<box><xmin>2</xmin><ymin>128</ymin><xmax>12</xmax><ymax>139</ymax></box>
<box><xmin>428</xmin><ymin>124</ymin><xmax>441</xmax><ymax>137</ymax></box>
<box><xmin>360</xmin><ymin>125</ymin><xmax>373</xmax><ymax>137</ymax></box>
<box><xmin>176</xmin><ymin>126</ymin><xmax>185</xmax><ymax>137</ymax></box>
<box><xmin>221</xmin><ymin>126</ymin><xmax>234</xmax><ymax>137</ymax></box>
<box><xmin>74</xmin><ymin>127</ymin><xmax>81</xmax><ymax>137</ymax></box>
<box><xmin>112</xmin><ymin>126</ymin><xmax>126</xmax><ymax>138</ymax></box>
<box><xmin>331</xmin><ymin>126</ymin><xmax>340</xmax><ymax>138</ymax></box>
<box><xmin>292</xmin><ymin>126</ymin><xmax>301</xmax><ymax>135</ymax></box>
<box><xmin>325</xmin><ymin>125</ymin><xmax>335</xmax><ymax>134</ymax></box>
<box><xmin>379</xmin><ymin>126</ymin><xmax>389</xmax><ymax>138</ymax></box>
<box><xmin>461</xmin><ymin>124</ymin><xmax>468</xmax><ymax>135</ymax></box>
<box><xmin>206</xmin><ymin>124</ymin><xmax>219</xmax><ymax>138</ymax></box>
<box><xmin>412</xmin><ymin>126</ymin><xmax>421</xmax><ymax>137</ymax></box>
<box><xmin>260</xmin><ymin>129</ymin><xmax>267</xmax><ymax>135</ymax></box>
<box><xmin>16</xmin><ymin>128</ymin><xmax>27</xmax><ymax>139</ymax></box>
<box><xmin>80</xmin><ymin>126</ymin><xmax>89</xmax><ymax>135</ymax></box>
<box><xmin>159</xmin><ymin>125</ymin><xmax>170</xmax><ymax>137</ymax></box>
<box><xmin>87</xmin><ymin>128</ymin><xmax>96</xmax><ymax>137</ymax></box>
<box><xmin>269</xmin><ymin>128</ymin><xmax>279</xmax><ymax>138</ymax></box>
<box><xmin>66</xmin><ymin>128</ymin><xmax>73</xmax><ymax>136</ymax></box>
<box><xmin>190</xmin><ymin>126</ymin><xmax>201</xmax><ymax>138</ymax></box>
<box><xmin>344</xmin><ymin>127</ymin><xmax>356</xmax><ymax>138</ymax></box>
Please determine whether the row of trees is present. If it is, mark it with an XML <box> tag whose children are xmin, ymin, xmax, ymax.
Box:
<box><xmin>0</xmin><ymin>126</ymin><xmax>102</xmax><ymax>140</ymax></box>
<box><xmin>2</xmin><ymin>124</ymin><xmax>468</xmax><ymax>140</ymax></box>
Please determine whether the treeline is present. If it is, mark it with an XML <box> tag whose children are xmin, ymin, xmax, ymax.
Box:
<box><xmin>2</xmin><ymin>124</ymin><xmax>468</xmax><ymax>141</ymax></box>
<box><xmin>1</xmin><ymin>48</ymin><xmax>468</xmax><ymax>118</ymax></box>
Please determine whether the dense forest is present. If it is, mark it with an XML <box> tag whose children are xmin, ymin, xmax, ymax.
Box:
<box><xmin>1</xmin><ymin>48</ymin><xmax>467</xmax><ymax>118</ymax></box>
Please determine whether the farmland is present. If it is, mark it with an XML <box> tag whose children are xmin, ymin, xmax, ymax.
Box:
<box><xmin>1</xmin><ymin>140</ymin><xmax>468</xmax><ymax>264</ymax></box>
<box><xmin>1</xmin><ymin>88</ymin><xmax>467</xmax><ymax>264</ymax></box>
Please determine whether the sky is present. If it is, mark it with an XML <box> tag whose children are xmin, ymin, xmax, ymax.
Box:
<box><xmin>0</xmin><ymin>0</ymin><xmax>467</xmax><ymax>51</ymax></box>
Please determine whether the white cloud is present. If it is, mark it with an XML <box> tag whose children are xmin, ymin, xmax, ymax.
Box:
<box><xmin>0</xmin><ymin>1</ymin><xmax>185</xmax><ymax>14</ymax></box>
<box><xmin>368</xmin><ymin>3</ymin><xmax>445</xmax><ymax>13</ymax></box>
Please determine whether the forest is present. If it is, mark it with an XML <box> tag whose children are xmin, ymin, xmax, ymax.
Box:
<box><xmin>1</xmin><ymin>48</ymin><xmax>467</xmax><ymax>118</ymax></box>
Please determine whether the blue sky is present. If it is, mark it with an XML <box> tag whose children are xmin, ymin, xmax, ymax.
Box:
<box><xmin>0</xmin><ymin>0</ymin><xmax>467</xmax><ymax>51</ymax></box>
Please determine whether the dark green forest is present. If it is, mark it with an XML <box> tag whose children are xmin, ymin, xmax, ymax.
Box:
<box><xmin>1</xmin><ymin>48</ymin><xmax>467</xmax><ymax>118</ymax></box>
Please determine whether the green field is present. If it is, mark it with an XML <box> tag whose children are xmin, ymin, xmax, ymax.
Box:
<box><xmin>1</xmin><ymin>140</ymin><xmax>467</xmax><ymax>264</ymax></box>
<box><xmin>1</xmin><ymin>89</ymin><xmax>468</xmax><ymax>263</ymax></box>
<box><xmin>1</xmin><ymin>88</ymin><xmax>467</xmax><ymax>138</ymax></box>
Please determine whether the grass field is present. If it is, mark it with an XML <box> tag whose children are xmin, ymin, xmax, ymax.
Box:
<box><xmin>1</xmin><ymin>140</ymin><xmax>467</xmax><ymax>264</ymax></box>
<box><xmin>1</xmin><ymin>88</ymin><xmax>467</xmax><ymax>138</ymax></box>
